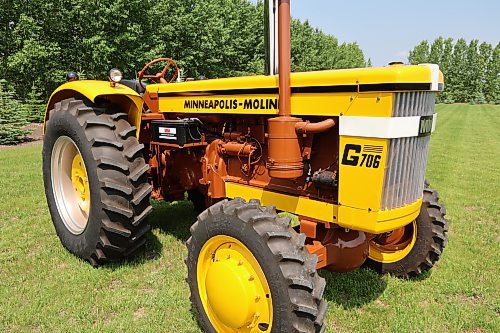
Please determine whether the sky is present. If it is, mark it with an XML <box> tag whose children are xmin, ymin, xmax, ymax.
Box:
<box><xmin>251</xmin><ymin>0</ymin><xmax>500</xmax><ymax>66</ymax></box>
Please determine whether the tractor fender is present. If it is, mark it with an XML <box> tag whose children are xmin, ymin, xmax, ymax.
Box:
<box><xmin>44</xmin><ymin>80</ymin><xmax>144</xmax><ymax>135</ymax></box>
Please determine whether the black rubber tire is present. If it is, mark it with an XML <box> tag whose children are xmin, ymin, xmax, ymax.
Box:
<box><xmin>365</xmin><ymin>182</ymin><xmax>449</xmax><ymax>278</ymax></box>
<box><xmin>43</xmin><ymin>98</ymin><xmax>152</xmax><ymax>265</ymax></box>
<box><xmin>186</xmin><ymin>198</ymin><xmax>328</xmax><ymax>333</ymax></box>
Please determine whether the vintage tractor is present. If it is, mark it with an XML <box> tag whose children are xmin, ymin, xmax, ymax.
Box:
<box><xmin>42</xmin><ymin>1</ymin><xmax>448</xmax><ymax>332</ymax></box>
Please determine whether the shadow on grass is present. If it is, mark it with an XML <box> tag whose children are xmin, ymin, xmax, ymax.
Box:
<box><xmin>320</xmin><ymin>267</ymin><xmax>388</xmax><ymax>309</ymax></box>
<box><xmin>101</xmin><ymin>199</ymin><xmax>198</xmax><ymax>269</ymax></box>
<box><xmin>149</xmin><ymin>199</ymin><xmax>198</xmax><ymax>242</ymax></box>
<box><xmin>102</xmin><ymin>232</ymin><xmax>164</xmax><ymax>269</ymax></box>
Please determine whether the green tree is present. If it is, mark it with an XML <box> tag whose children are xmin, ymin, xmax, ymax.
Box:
<box><xmin>477</xmin><ymin>42</ymin><xmax>493</xmax><ymax>102</ymax></box>
<box><xmin>465</xmin><ymin>40</ymin><xmax>482</xmax><ymax>103</ymax></box>
<box><xmin>409</xmin><ymin>37</ymin><xmax>499</xmax><ymax>104</ymax></box>
<box><xmin>1</xmin><ymin>0</ymin><xmax>365</xmax><ymax>101</ymax></box>
<box><xmin>484</xmin><ymin>43</ymin><xmax>500</xmax><ymax>103</ymax></box>
<box><xmin>428</xmin><ymin>37</ymin><xmax>444</xmax><ymax>65</ymax></box>
<box><xmin>408</xmin><ymin>40</ymin><xmax>430</xmax><ymax>64</ymax></box>
<box><xmin>0</xmin><ymin>80</ymin><xmax>29</xmax><ymax>145</ymax></box>
<box><xmin>438</xmin><ymin>38</ymin><xmax>454</xmax><ymax>103</ymax></box>
<box><xmin>23</xmin><ymin>86</ymin><xmax>45</xmax><ymax>123</ymax></box>
<box><xmin>448</xmin><ymin>38</ymin><xmax>468</xmax><ymax>102</ymax></box>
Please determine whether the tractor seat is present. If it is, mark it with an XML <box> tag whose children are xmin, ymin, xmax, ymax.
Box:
<box><xmin>120</xmin><ymin>80</ymin><xmax>146</xmax><ymax>94</ymax></box>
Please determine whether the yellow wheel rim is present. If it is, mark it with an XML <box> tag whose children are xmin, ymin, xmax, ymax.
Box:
<box><xmin>71</xmin><ymin>153</ymin><xmax>90</xmax><ymax>216</ymax></box>
<box><xmin>368</xmin><ymin>221</ymin><xmax>417</xmax><ymax>263</ymax></box>
<box><xmin>197</xmin><ymin>235</ymin><xmax>273</xmax><ymax>332</ymax></box>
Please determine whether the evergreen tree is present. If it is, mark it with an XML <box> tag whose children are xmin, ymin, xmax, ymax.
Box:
<box><xmin>0</xmin><ymin>80</ymin><xmax>29</xmax><ymax>144</ymax></box>
<box><xmin>24</xmin><ymin>85</ymin><xmax>45</xmax><ymax>123</ymax></box>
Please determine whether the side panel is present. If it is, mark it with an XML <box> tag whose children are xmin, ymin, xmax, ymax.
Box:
<box><xmin>338</xmin><ymin>136</ymin><xmax>389</xmax><ymax>211</ymax></box>
<box><xmin>152</xmin><ymin>64</ymin><xmax>442</xmax><ymax>117</ymax></box>
<box><xmin>224</xmin><ymin>182</ymin><xmax>421</xmax><ymax>234</ymax></box>
<box><xmin>225</xmin><ymin>183</ymin><xmax>338</xmax><ymax>222</ymax></box>
<box><xmin>157</xmin><ymin>91</ymin><xmax>394</xmax><ymax>118</ymax></box>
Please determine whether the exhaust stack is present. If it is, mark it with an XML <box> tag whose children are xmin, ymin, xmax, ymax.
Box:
<box><xmin>266</xmin><ymin>1</ymin><xmax>336</xmax><ymax>180</ymax></box>
<box><xmin>264</xmin><ymin>0</ymin><xmax>279</xmax><ymax>76</ymax></box>
<box><xmin>267</xmin><ymin>0</ymin><xmax>303</xmax><ymax>179</ymax></box>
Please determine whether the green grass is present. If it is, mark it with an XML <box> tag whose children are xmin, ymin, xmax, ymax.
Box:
<box><xmin>0</xmin><ymin>104</ymin><xmax>499</xmax><ymax>332</ymax></box>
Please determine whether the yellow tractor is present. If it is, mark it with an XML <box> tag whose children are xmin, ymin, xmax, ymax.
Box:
<box><xmin>42</xmin><ymin>1</ymin><xmax>448</xmax><ymax>332</ymax></box>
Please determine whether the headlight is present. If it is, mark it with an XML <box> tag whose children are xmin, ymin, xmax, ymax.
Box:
<box><xmin>108</xmin><ymin>68</ymin><xmax>123</xmax><ymax>83</ymax></box>
<box><xmin>66</xmin><ymin>71</ymin><xmax>79</xmax><ymax>82</ymax></box>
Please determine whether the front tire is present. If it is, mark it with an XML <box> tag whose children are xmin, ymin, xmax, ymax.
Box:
<box><xmin>366</xmin><ymin>183</ymin><xmax>449</xmax><ymax>278</ymax></box>
<box><xmin>186</xmin><ymin>198</ymin><xmax>328</xmax><ymax>333</ymax></box>
<box><xmin>43</xmin><ymin>98</ymin><xmax>152</xmax><ymax>265</ymax></box>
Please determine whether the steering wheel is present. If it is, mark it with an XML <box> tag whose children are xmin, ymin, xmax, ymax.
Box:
<box><xmin>137</xmin><ymin>57</ymin><xmax>179</xmax><ymax>87</ymax></box>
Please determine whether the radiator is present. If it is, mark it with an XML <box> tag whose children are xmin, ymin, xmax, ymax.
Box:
<box><xmin>381</xmin><ymin>92</ymin><xmax>436</xmax><ymax>210</ymax></box>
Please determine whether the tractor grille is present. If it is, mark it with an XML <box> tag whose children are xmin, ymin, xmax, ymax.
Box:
<box><xmin>381</xmin><ymin>92</ymin><xmax>436</xmax><ymax>210</ymax></box>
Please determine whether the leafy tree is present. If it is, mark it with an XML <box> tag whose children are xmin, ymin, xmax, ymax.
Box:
<box><xmin>409</xmin><ymin>41</ymin><xmax>430</xmax><ymax>64</ymax></box>
<box><xmin>428</xmin><ymin>37</ymin><xmax>444</xmax><ymax>65</ymax></box>
<box><xmin>290</xmin><ymin>19</ymin><xmax>364</xmax><ymax>72</ymax></box>
<box><xmin>465</xmin><ymin>40</ymin><xmax>482</xmax><ymax>103</ymax></box>
<box><xmin>438</xmin><ymin>38</ymin><xmax>454</xmax><ymax>103</ymax></box>
<box><xmin>1</xmin><ymin>0</ymin><xmax>365</xmax><ymax>102</ymax></box>
<box><xmin>484</xmin><ymin>43</ymin><xmax>500</xmax><ymax>104</ymax></box>
<box><xmin>409</xmin><ymin>37</ymin><xmax>499</xmax><ymax>104</ymax></box>
<box><xmin>0</xmin><ymin>80</ymin><xmax>29</xmax><ymax>145</ymax></box>
<box><xmin>449</xmin><ymin>38</ymin><xmax>470</xmax><ymax>102</ymax></box>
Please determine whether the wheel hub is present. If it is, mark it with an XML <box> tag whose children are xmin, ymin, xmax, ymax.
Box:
<box><xmin>71</xmin><ymin>153</ymin><xmax>90</xmax><ymax>215</ymax></box>
<box><xmin>197</xmin><ymin>236</ymin><xmax>272</xmax><ymax>332</ymax></box>
<box><xmin>205</xmin><ymin>250</ymin><xmax>257</xmax><ymax>329</ymax></box>
<box><xmin>368</xmin><ymin>220</ymin><xmax>417</xmax><ymax>263</ymax></box>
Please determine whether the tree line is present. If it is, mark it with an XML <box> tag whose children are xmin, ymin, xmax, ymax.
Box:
<box><xmin>0</xmin><ymin>0</ymin><xmax>365</xmax><ymax>101</ymax></box>
<box><xmin>0</xmin><ymin>0</ymin><xmax>366</xmax><ymax>144</ymax></box>
<box><xmin>409</xmin><ymin>37</ymin><xmax>499</xmax><ymax>104</ymax></box>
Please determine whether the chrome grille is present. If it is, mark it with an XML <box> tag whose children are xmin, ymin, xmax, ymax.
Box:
<box><xmin>381</xmin><ymin>92</ymin><xmax>436</xmax><ymax>210</ymax></box>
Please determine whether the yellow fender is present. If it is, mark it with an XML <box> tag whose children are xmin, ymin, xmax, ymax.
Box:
<box><xmin>44</xmin><ymin>80</ymin><xmax>144</xmax><ymax>135</ymax></box>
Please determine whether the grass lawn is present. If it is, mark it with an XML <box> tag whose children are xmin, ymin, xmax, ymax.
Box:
<box><xmin>0</xmin><ymin>104</ymin><xmax>498</xmax><ymax>332</ymax></box>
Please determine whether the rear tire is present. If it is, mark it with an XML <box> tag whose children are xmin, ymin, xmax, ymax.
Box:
<box><xmin>365</xmin><ymin>182</ymin><xmax>448</xmax><ymax>278</ymax></box>
<box><xmin>43</xmin><ymin>98</ymin><xmax>152</xmax><ymax>265</ymax></box>
<box><xmin>186</xmin><ymin>198</ymin><xmax>328</xmax><ymax>333</ymax></box>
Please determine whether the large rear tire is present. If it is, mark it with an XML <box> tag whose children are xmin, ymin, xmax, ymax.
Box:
<box><xmin>43</xmin><ymin>98</ymin><xmax>152</xmax><ymax>265</ymax></box>
<box><xmin>366</xmin><ymin>183</ymin><xmax>448</xmax><ymax>278</ymax></box>
<box><xmin>186</xmin><ymin>198</ymin><xmax>328</xmax><ymax>333</ymax></box>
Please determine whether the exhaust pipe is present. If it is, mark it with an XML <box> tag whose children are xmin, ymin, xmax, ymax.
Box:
<box><xmin>267</xmin><ymin>0</ymin><xmax>302</xmax><ymax>179</ymax></box>
<box><xmin>264</xmin><ymin>0</ymin><xmax>278</xmax><ymax>76</ymax></box>
<box><xmin>266</xmin><ymin>0</ymin><xmax>335</xmax><ymax>180</ymax></box>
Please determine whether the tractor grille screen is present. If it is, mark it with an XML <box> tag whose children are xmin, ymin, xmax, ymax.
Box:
<box><xmin>381</xmin><ymin>92</ymin><xmax>436</xmax><ymax>210</ymax></box>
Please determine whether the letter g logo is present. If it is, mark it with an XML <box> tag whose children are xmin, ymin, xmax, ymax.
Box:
<box><xmin>341</xmin><ymin>144</ymin><xmax>362</xmax><ymax>166</ymax></box>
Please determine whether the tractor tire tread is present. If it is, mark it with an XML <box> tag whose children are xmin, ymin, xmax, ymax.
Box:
<box><xmin>187</xmin><ymin>198</ymin><xmax>327</xmax><ymax>333</ymax></box>
<box><xmin>43</xmin><ymin>98</ymin><xmax>152</xmax><ymax>265</ymax></box>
